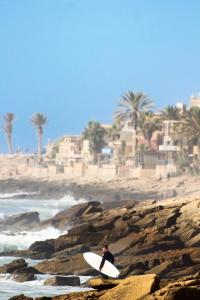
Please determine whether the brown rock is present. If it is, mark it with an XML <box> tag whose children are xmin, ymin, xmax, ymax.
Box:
<box><xmin>8</xmin><ymin>295</ymin><xmax>33</xmax><ymax>300</ymax></box>
<box><xmin>13</xmin><ymin>273</ymin><xmax>35</xmax><ymax>282</ymax></box>
<box><xmin>99</xmin><ymin>274</ymin><xmax>159</xmax><ymax>300</ymax></box>
<box><xmin>86</xmin><ymin>278</ymin><xmax>119</xmax><ymax>290</ymax></box>
<box><xmin>44</xmin><ymin>276</ymin><xmax>80</xmax><ymax>286</ymax></box>
<box><xmin>35</xmin><ymin>253</ymin><xmax>97</xmax><ymax>276</ymax></box>
<box><xmin>0</xmin><ymin>259</ymin><xmax>28</xmax><ymax>274</ymax></box>
<box><xmin>0</xmin><ymin>212</ymin><xmax>40</xmax><ymax>231</ymax></box>
<box><xmin>146</xmin><ymin>261</ymin><xmax>176</xmax><ymax>277</ymax></box>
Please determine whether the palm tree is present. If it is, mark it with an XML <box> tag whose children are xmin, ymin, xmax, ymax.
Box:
<box><xmin>114</xmin><ymin>91</ymin><xmax>153</xmax><ymax>157</ymax></box>
<box><xmin>82</xmin><ymin>121</ymin><xmax>107</xmax><ymax>163</ymax></box>
<box><xmin>161</xmin><ymin>105</ymin><xmax>182</xmax><ymax>121</ymax></box>
<box><xmin>30</xmin><ymin>113</ymin><xmax>47</xmax><ymax>160</ymax></box>
<box><xmin>139</xmin><ymin>112</ymin><xmax>161</xmax><ymax>148</ymax></box>
<box><xmin>179</xmin><ymin>107</ymin><xmax>200</xmax><ymax>159</ymax></box>
<box><xmin>3</xmin><ymin>113</ymin><xmax>15</xmax><ymax>154</ymax></box>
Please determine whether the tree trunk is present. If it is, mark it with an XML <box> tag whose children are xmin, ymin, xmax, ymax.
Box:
<box><xmin>132</xmin><ymin>114</ymin><xmax>138</xmax><ymax>167</ymax></box>
<box><xmin>37</xmin><ymin>130</ymin><xmax>42</xmax><ymax>162</ymax></box>
<box><xmin>6</xmin><ymin>134</ymin><xmax>13</xmax><ymax>154</ymax></box>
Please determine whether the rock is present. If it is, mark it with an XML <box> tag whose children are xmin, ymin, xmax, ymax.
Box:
<box><xmin>179</xmin><ymin>253</ymin><xmax>193</xmax><ymax>266</ymax></box>
<box><xmin>13</xmin><ymin>266</ymin><xmax>42</xmax><ymax>275</ymax></box>
<box><xmin>35</xmin><ymin>253</ymin><xmax>97</xmax><ymax>276</ymax></box>
<box><xmin>186</xmin><ymin>232</ymin><xmax>200</xmax><ymax>247</ymax></box>
<box><xmin>0</xmin><ymin>212</ymin><xmax>40</xmax><ymax>231</ymax></box>
<box><xmin>109</xmin><ymin>232</ymin><xmax>143</xmax><ymax>255</ymax></box>
<box><xmin>0</xmin><ymin>259</ymin><xmax>28</xmax><ymax>274</ymax></box>
<box><xmin>155</xmin><ymin>208</ymin><xmax>180</xmax><ymax>229</ymax></box>
<box><xmin>42</xmin><ymin>201</ymin><xmax>103</xmax><ymax>229</ymax></box>
<box><xmin>146</xmin><ymin>261</ymin><xmax>176</xmax><ymax>277</ymax></box>
<box><xmin>29</xmin><ymin>240</ymin><xmax>55</xmax><ymax>259</ymax></box>
<box><xmin>13</xmin><ymin>273</ymin><xmax>36</xmax><ymax>282</ymax></box>
<box><xmin>143</xmin><ymin>272</ymin><xmax>200</xmax><ymax>299</ymax></box>
<box><xmin>99</xmin><ymin>274</ymin><xmax>159</xmax><ymax>300</ymax></box>
<box><xmin>8</xmin><ymin>295</ymin><xmax>33</xmax><ymax>300</ymax></box>
<box><xmin>120</xmin><ymin>261</ymin><xmax>146</xmax><ymax>277</ymax></box>
<box><xmin>159</xmin><ymin>189</ymin><xmax>177</xmax><ymax>198</ymax></box>
<box><xmin>44</xmin><ymin>276</ymin><xmax>80</xmax><ymax>286</ymax></box>
<box><xmin>86</xmin><ymin>278</ymin><xmax>119</xmax><ymax>290</ymax></box>
<box><xmin>176</xmin><ymin>226</ymin><xmax>200</xmax><ymax>243</ymax></box>
<box><xmin>147</xmin><ymin>259</ymin><xmax>160</xmax><ymax>269</ymax></box>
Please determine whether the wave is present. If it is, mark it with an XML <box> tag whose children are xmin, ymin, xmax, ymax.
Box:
<box><xmin>0</xmin><ymin>256</ymin><xmax>41</xmax><ymax>266</ymax></box>
<box><xmin>0</xmin><ymin>227</ymin><xmax>68</xmax><ymax>252</ymax></box>
<box><xmin>0</xmin><ymin>273</ymin><xmax>92</xmax><ymax>300</ymax></box>
<box><xmin>0</xmin><ymin>192</ymin><xmax>37</xmax><ymax>199</ymax></box>
<box><xmin>0</xmin><ymin>194</ymin><xmax>87</xmax><ymax>221</ymax></box>
<box><xmin>0</xmin><ymin>212</ymin><xmax>5</xmax><ymax>220</ymax></box>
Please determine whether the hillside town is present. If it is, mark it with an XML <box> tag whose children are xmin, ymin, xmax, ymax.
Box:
<box><xmin>1</xmin><ymin>92</ymin><xmax>200</xmax><ymax>181</ymax></box>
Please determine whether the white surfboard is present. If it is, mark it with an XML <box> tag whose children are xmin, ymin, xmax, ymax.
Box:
<box><xmin>83</xmin><ymin>252</ymin><xmax>120</xmax><ymax>278</ymax></box>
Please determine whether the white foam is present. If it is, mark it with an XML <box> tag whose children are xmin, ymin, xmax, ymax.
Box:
<box><xmin>0</xmin><ymin>194</ymin><xmax>87</xmax><ymax>220</ymax></box>
<box><xmin>0</xmin><ymin>273</ymin><xmax>92</xmax><ymax>300</ymax></box>
<box><xmin>0</xmin><ymin>192</ymin><xmax>37</xmax><ymax>199</ymax></box>
<box><xmin>0</xmin><ymin>212</ymin><xmax>5</xmax><ymax>220</ymax></box>
<box><xmin>0</xmin><ymin>227</ymin><xmax>68</xmax><ymax>252</ymax></box>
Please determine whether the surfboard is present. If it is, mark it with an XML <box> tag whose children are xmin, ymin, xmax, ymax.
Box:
<box><xmin>83</xmin><ymin>252</ymin><xmax>120</xmax><ymax>278</ymax></box>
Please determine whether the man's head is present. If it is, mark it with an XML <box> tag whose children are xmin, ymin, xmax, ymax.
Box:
<box><xmin>103</xmin><ymin>244</ymin><xmax>108</xmax><ymax>253</ymax></box>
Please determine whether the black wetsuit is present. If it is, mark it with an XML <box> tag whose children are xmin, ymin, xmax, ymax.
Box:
<box><xmin>100</xmin><ymin>250</ymin><xmax>114</xmax><ymax>270</ymax></box>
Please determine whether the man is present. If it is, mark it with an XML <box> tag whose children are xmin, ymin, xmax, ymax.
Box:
<box><xmin>99</xmin><ymin>244</ymin><xmax>114</xmax><ymax>278</ymax></box>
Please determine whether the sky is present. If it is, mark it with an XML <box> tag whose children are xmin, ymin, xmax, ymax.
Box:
<box><xmin>0</xmin><ymin>0</ymin><xmax>200</xmax><ymax>152</ymax></box>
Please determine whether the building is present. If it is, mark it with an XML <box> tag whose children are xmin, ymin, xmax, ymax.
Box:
<box><xmin>190</xmin><ymin>94</ymin><xmax>200</xmax><ymax>108</ymax></box>
<box><xmin>159</xmin><ymin>120</ymin><xmax>179</xmax><ymax>152</ymax></box>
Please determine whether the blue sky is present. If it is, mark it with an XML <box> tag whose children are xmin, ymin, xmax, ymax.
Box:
<box><xmin>0</xmin><ymin>0</ymin><xmax>200</xmax><ymax>152</ymax></box>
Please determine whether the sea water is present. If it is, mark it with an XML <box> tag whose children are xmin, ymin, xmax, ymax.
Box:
<box><xmin>0</xmin><ymin>193</ymin><xmax>90</xmax><ymax>299</ymax></box>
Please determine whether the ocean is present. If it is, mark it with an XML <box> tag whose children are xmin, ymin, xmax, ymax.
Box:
<box><xmin>0</xmin><ymin>193</ymin><xmax>90</xmax><ymax>299</ymax></box>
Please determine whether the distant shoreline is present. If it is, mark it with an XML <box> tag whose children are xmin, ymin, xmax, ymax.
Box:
<box><xmin>0</xmin><ymin>174</ymin><xmax>199</xmax><ymax>209</ymax></box>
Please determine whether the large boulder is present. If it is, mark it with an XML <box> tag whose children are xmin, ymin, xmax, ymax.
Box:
<box><xmin>146</xmin><ymin>260</ymin><xmax>176</xmax><ymax>277</ymax></box>
<box><xmin>34</xmin><ymin>253</ymin><xmax>97</xmax><ymax>276</ymax></box>
<box><xmin>86</xmin><ymin>278</ymin><xmax>119</xmax><ymax>290</ymax></box>
<box><xmin>13</xmin><ymin>273</ymin><xmax>36</xmax><ymax>283</ymax></box>
<box><xmin>41</xmin><ymin>201</ymin><xmax>103</xmax><ymax>229</ymax></box>
<box><xmin>0</xmin><ymin>212</ymin><xmax>40</xmax><ymax>231</ymax></box>
<box><xmin>0</xmin><ymin>259</ymin><xmax>28</xmax><ymax>274</ymax></box>
<box><xmin>8</xmin><ymin>296</ymin><xmax>33</xmax><ymax>300</ymax></box>
<box><xmin>143</xmin><ymin>272</ymin><xmax>200</xmax><ymax>299</ymax></box>
<box><xmin>99</xmin><ymin>274</ymin><xmax>159</xmax><ymax>300</ymax></box>
<box><xmin>44</xmin><ymin>276</ymin><xmax>80</xmax><ymax>286</ymax></box>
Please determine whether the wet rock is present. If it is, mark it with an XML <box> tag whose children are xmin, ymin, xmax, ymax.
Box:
<box><xmin>0</xmin><ymin>259</ymin><xmax>28</xmax><ymax>274</ymax></box>
<box><xmin>13</xmin><ymin>266</ymin><xmax>42</xmax><ymax>275</ymax></box>
<box><xmin>0</xmin><ymin>212</ymin><xmax>40</xmax><ymax>231</ymax></box>
<box><xmin>8</xmin><ymin>295</ymin><xmax>33</xmax><ymax>300</ymax></box>
<box><xmin>42</xmin><ymin>201</ymin><xmax>103</xmax><ymax>229</ymax></box>
<box><xmin>29</xmin><ymin>240</ymin><xmax>55</xmax><ymax>259</ymax></box>
<box><xmin>35</xmin><ymin>253</ymin><xmax>97</xmax><ymax>276</ymax></box>
<box><xmin>44</xmin><ymin>276</ymin><xmax>80</xmax><ymax>286</ymax></box>
<box><xmin>13</xmin><ymin>272</ymin><xmax>36</xmax><ymax>282</ymax></box>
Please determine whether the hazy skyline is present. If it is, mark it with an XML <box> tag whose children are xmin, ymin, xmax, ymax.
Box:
<box><xmin>0</xmin><ymin>0</ymin><xmax>200</xmax><ymax>152</ymax></box>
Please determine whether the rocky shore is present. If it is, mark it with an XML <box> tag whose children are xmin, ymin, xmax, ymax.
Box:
<box><xmin>1</xmin><ymin>175</ymin><xmax>200</xmax><ymax>299</ymax></box>
<box><xmin>0</xmin><ymin>175</ymin><xmax>199</xmax><ymax>207</ymax></box>
<box><xmin>7</xmin><ymin>272</ymin><xmax>200</xmax><ymax>299</ymax></box>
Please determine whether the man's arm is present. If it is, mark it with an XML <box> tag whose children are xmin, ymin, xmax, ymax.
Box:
<box><xmin>99</xmin><ymin>255</ymin><xmax>105</xmax><ymax>270</ymax></box>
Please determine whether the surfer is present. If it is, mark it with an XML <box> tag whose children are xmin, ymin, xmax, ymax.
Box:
<box><xmin>99</xmin><ymin>244</ymin><xmax>114</xmax><ymax>278</ymax></box>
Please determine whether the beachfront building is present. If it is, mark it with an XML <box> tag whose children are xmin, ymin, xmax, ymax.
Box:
<box><xmin>55</xmin><ymin>135</ymin><xmax>92</xmax><ymax>165</ymax></box>
<box><xmin>55</xmin><ymin>135</ymin><xmax>82</xmax><ymax>165</ymax></box>
<box><xmin>190</xmin><ymin>94</ymin><xmax>200</xmax><ymax>108</ymax></box>
<box><xmin>159</xmin><ymin>120</ymin><xmax>179</xmax><ymax>152</ymax></box>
